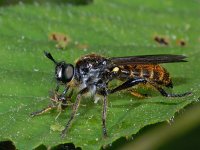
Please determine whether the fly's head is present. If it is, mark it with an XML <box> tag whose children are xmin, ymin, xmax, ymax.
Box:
<box><xmin>44</xmin><ymin>51</ymin><xmax>74</xmax><ymax>84</ymax></box>
<box><xmin>55</xmin><ymin>62</ymin><xmax>74</xmax><ymax>84</ymax></box>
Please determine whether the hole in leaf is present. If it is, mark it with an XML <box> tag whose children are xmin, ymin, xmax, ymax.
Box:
<box><xmin>34</xmin><ymin>144</ymin><xmax>47</xmax><ymax>150</ymax></box>
<box><xmin>0</xmin><ymin>141</ymin><xmax>16</xmax><ymax>150</ymax></box>
<box><xmin>52</xmin><ymin>143</ymin><xmax>81</xmax><ymax>150</ymax></box>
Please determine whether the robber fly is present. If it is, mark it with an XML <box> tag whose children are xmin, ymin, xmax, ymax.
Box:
<box><xmin>31</xmin><ymin>52</ymin><xmax>191</xmax><ymax>138</ymax></box>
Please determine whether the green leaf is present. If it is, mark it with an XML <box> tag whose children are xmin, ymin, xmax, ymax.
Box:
<box><xmin>0</xmin><ymin>0</ymin><xmax>199</xmax><ymax>149</ymax></box>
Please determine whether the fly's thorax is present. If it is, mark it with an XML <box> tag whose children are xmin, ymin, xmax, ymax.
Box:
<box><xmin>73</xmin><ymin>54</ymin><xmax>111</xmax><ymax>98</ymax></box>
<box><xmin>74</xmin><ymin>54</ymin><xmax>109</xmax><ymax>85</ymax></box>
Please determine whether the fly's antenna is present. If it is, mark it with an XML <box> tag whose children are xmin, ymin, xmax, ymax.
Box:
<box><xmin>44</xmin><ymin>51</ymin><xmax>57</xmax><ymax>64</ymax></box>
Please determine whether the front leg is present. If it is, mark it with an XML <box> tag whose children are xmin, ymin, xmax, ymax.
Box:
<box><xmin>51</xmin><ymin>86</ymin><xmax>71</xmax><ymax>104</ymax></box>
<box><xmin>30</xmin><ymin>105</ymin><xmax>56</xmax><ymax>117</ymax></box>
<box><xmin>61</xmin><ymin>89</ymin><xmax>74</xmax><ymax>110</ymax></box>
<box><xmin>54</xmin><ymin>85</ymin><xmax>69</xmax><ymax>100</ymax></box>
<box><xmin>31</xmin><ymin>86</ymin><xmax>70</xmax><ymax>117</ymax></box>
<box><xmin>61</xmin><ymin>87</ymin><xmax>89</xmax><ymax>138</ymax></box>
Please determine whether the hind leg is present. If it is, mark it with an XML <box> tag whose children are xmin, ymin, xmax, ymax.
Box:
<box><xmin>109</xmin><ymin>78</ymin><xmax>147</xmax><ymax>94</ymax></box>
<box><xmin>150</xmin><ymin>82</ymin><xmax>191</xmax><ymax>97</ymax></box>
<box><xmin>129</xmin><ymin>89</ymin><xmax>148</xmax><ymax>98</ymax></box>
<box><xmin>109</xmin><ymin>78</ymin><xmax>191</xmax><ymax>97</ymax></box>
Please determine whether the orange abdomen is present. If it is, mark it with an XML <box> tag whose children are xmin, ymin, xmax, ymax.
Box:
<box><xmin>118</xmin><ymin>64</ymin><xmax>172</xmax><ymax>87</ymax></box>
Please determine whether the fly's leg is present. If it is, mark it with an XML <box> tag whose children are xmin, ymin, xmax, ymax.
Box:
<box><xmin>97</xmin><ymin>89</ymin><xmax>109</xmax><ymax>138</ymax></box>
<box><xmin>61</xmin><ymin>86</ymin><xmax>69</xmax><ymax>96</ymax></box>
<box><xmin>129</xmin><ymin>89</ymin><xmax>148</xmax><ymax>98</ymax></box>
<box><xmin>52</xmin><ymin>86</ymin><xmax>71</xmax><ymax>105</ymax></box>
<box><xmin>31</xmin><ymin>86</ymin><xmax>71</xmax><ymax>118</ymax></box>
<box><xmin>54</xmin><ymin>90</ymin><xmax>74</xmax><ymax>120</ymax></box>
<box><xmin>56</xmin><ymin>86</ymin><xmax>70</xmax><ymax>100</ymax></box>
<box><xmin>51</xmin><ymin>84</ymin><xmax>68</xmax><ymax>101</ymax></box>
<box><xmin>150</xmin><ymin>82</ymin><xmax>191</xmax><ymax>97</ymax></box>
<box><xmin>30</xmin><ymin>105</ymin><xmax>56</xmax><ymax>117</ymax></box>
<box><xmin>61</xmin><ymin>87</ymin><xmax>89</xmax><ymax>138</ymax></box>
<box><xmin>102</xmin><ymin>94</ymin><xmax>108</xmax><ymax>138</ymax></box>
<box><xmin>109</xmin><ymin>78</ymin><xmax>147</xmax><ymax>94</ymax></box>
<box><xmin>54</xmin><ymin>87</ymin><xmax>73</xmax><ymax>120</ymax></box>
<box><xmin>55</xmin><ymin>111</ymin><xmax>62</xmax><ymax>120</ymax></box>
<box><xmin>55</xmin><ymin>102</ymin><xmax>63</xmax><ymax>120</ymax></box>
<box><xmin>61</xmin><ymin>89</ymin><xmax>74</xmax><ymax>110</ymax></box>
<box><xmin>109</xmin><ymin>78</ymin><xmax>191</xmax><ymax>97</ymax></box>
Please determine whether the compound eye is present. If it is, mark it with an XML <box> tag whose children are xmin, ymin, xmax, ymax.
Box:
<box><xmin>64</xmin><ymin>65</ymin><xmax>74</xmax><ymax>80</ymax></box>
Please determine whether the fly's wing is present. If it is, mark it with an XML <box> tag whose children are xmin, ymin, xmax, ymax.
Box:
<box><xmin>109</xmin><ymin>54</ymin><xmax>187</xmax><ymax>65</ymax></box>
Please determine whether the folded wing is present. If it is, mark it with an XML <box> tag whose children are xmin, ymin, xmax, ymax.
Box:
<box><xmin>109</xmin><ymin>54</ymin><xmax>187</xmax><ymax>65</ymax></box>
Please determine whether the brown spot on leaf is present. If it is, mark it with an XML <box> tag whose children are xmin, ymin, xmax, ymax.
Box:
<box><xmin>176</xmin><ymin>39</ymin><xmax>186</xmax><ymax>46</ymax></box>
<box><xmin>49</xmin><ymin>32</ymin><xmax>71</xmax><ymax>49</ymax></box>
<box><xmin>154</xmin><ymin>36</ymin><xmax>169</xmax><ymax>46</ymax></box>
